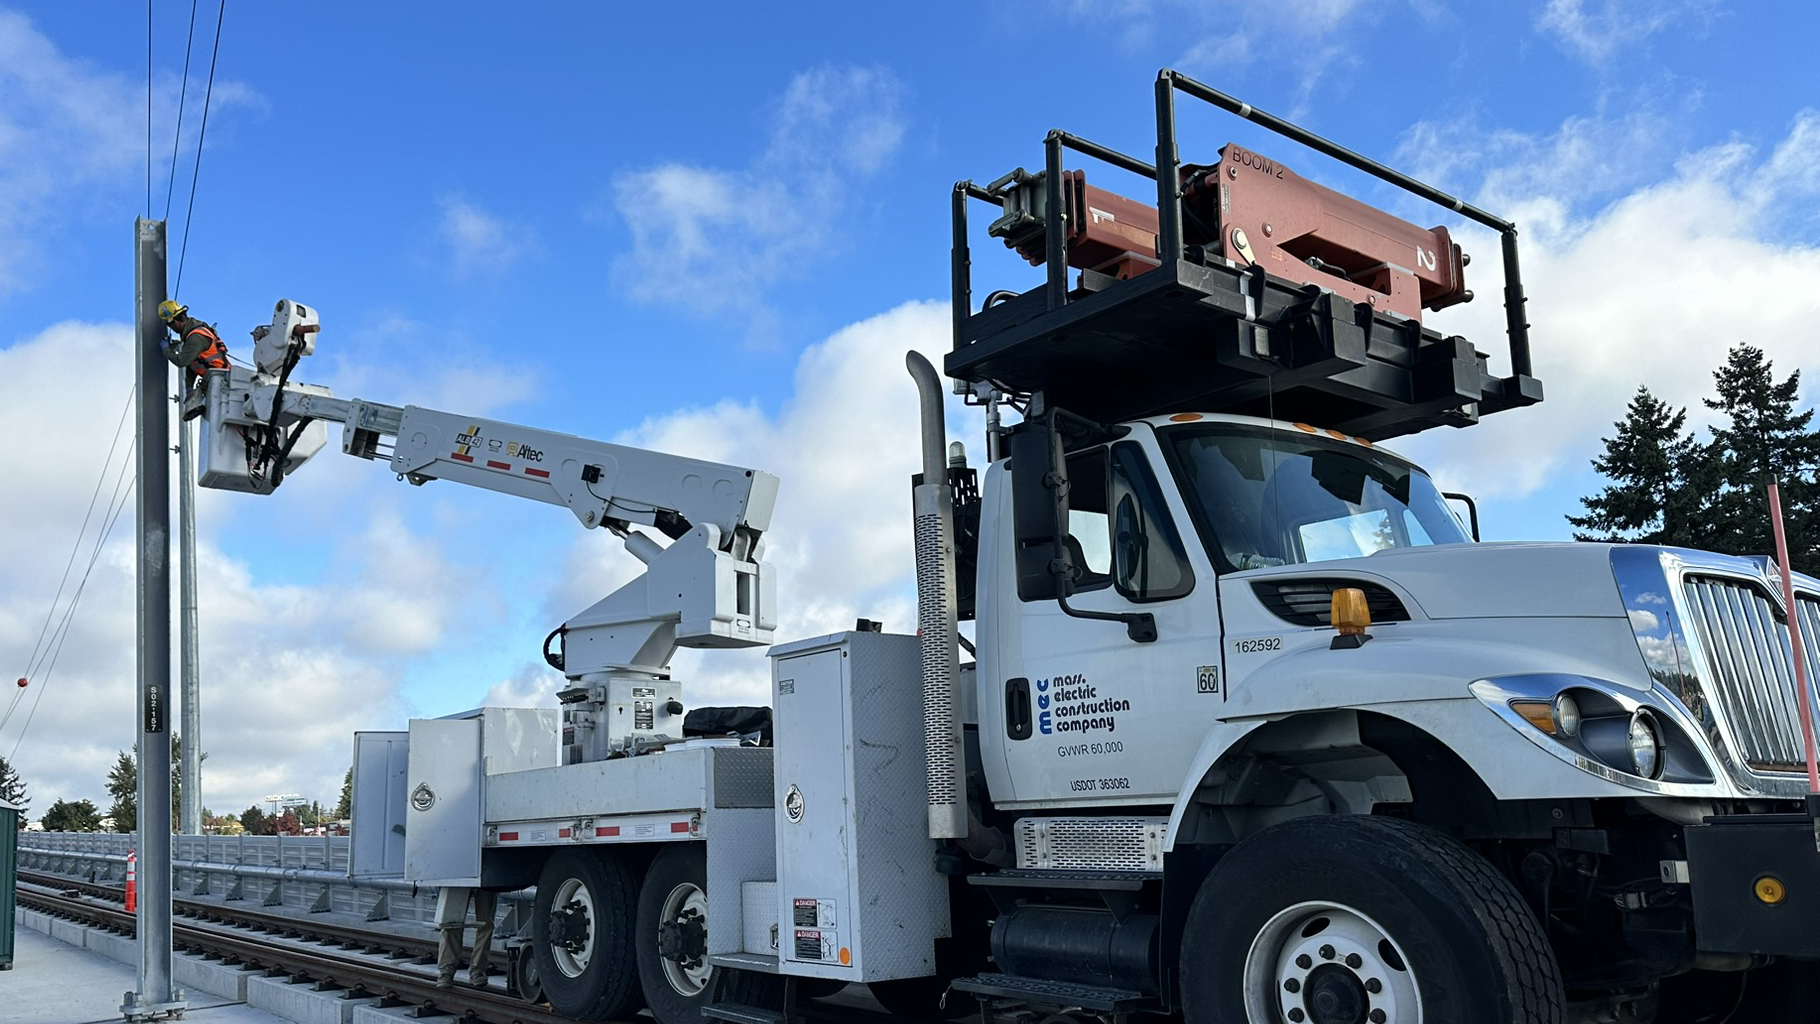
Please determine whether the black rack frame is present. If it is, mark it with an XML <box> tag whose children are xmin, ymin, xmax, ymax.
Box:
<box><xmin>946</xmin><ymin>70</ymin><xmax>1543</xmax><ymax>441</ymax></box>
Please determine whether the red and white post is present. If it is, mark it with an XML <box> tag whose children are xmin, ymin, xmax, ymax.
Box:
<box><xmin>1766</xmin><ymin>480</ymin><xmax>1820</xmax><ymax>795</ymax></box>
<box><xmin>125</xmin><ymin>849</ymin><xmax>137</xmax><ymax>914</ymax></box>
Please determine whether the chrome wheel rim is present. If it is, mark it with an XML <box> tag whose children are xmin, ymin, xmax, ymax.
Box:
<box><xmin>549</xmin><ymin>876</ymin><xmax>596</xmax><ymax>979</ymax></box>
<box><xmin>1244</xmin><ymin>900</ymin><xmax>1421</xmax><ymax>1024</ymax></box>
<box><xmin>658</xmin><ymin>880</ymin><xmax>712</xmax><ymax>996</ymax></box>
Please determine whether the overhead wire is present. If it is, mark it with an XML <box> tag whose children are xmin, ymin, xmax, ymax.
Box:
<box><xmin>146</xmin><ymin>0</ymin><xmax>153</xmax><ymax>218</ymax></box>
<box><xmin>12</xmin><ymin>0</ymin><xmax>226</xmax><ymax>756</ymax></box>
<box><xmin>172</xmin><ymin>0</ymin><xmax>226</xmax><ymax>298</ymax></box>
<box><xmin>11</xmin><ymin>387</ymin><xmax>137</xmax><ymax>694</ymax></box>
<box><xmin>8</xmin><ymin>448</ymin><xmax>139</xmax><ymax>760</ymax></box>
<box><xmin>161</xmin><ymin>0</ymin><xmax>202</xmax><ymax>221</ymax></box>
<box><xmin>2</xmin><ymin>391</ymin><xmax>136</xmax><ymax>736</ymax></box>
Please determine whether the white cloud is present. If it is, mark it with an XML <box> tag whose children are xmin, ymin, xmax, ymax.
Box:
<box><xmin>610</xmin><ymin>65</ymin><xmax>906</xmax><ymax>319</ymax></box>
<box><xmin>0</xmin><ymin>8</ymin><xmax>260</xmax><ymax>298</ymax></box>
<box><xmin>1537</xmin><ymin>0</ymin><xmax>1718</xmax><ymax>63</ymax></box>
<box><xmin>482</xmin><ymin>662</ymin><xmax>563</xmax><ymax>709</ymax></box>
<box><xmin>1397</xmin><ymin>109</ymin><xmax>1688</xmax><ymax>218</ymax></box>
<box><xmin>0</xmin><ymin>322</ymin><xmax>494</xmax><ymax>820</ymax></box>
<box><xmin>435</xmin><ymin>194</ymin><xmax>536</xmax><ymax>280</ymax></box>
<box><xmin>1395</xmin><ymin>110</ymin><xmax>1820</xmax><ymax>507</ymax></box>
<box><xmin>1056</xmin><ymin>0</ymin><xmax>1384</xmax><ymax>102</ymax></box>
<box><xmin>546</xmin><ymin>300</ymin><xmax>965</xmax><ymax>707</ymax></box>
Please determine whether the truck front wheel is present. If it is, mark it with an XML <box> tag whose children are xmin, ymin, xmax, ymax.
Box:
<box><xmin>1180</xmin><ymin>815</ymin><xmax>1564</xmax><ymax>1024</ymax></box>
<box><xmin>532</xmin><ymin>849</ymin><xmax>643</xmax><ymax>1021</ymax></box>
<box><xmin>637</xmin><ymin>843</ymin><xmax>782</xmax><ymax>1024</ymax></box>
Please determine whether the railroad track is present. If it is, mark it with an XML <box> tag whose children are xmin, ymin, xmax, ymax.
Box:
<box><xmin>20</xmin><ymin>869</ymin><xmax>904</xmax><ymax>1024</ymax></box>
<box><xmin>18</xmin><ymin>878</ymin><xmax>568</xmax><ymax>1024</ymax></box>
<box><xmin>19</xmin><ymin>868</ymin><xmax>442</xmax><ymax>963</ymax></box>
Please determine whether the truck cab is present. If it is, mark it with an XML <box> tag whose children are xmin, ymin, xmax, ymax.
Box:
<box><xmin>930</xmin><ymin>71</ymin><xmax>1820</xmax><ymax>1024</ymax></box>
<box><xmin>979</xmin><ymin>414</ymin><xmax>1471</xmax><ymax>809</ymax></box>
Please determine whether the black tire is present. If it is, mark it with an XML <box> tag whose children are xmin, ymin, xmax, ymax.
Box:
<box><xmin>1656</xmin><ymin>959</ymin><xmax>1820</xmax><ymax>1023</ymax></box>
<box><xmin>637</xmin><ymin>843</ymin><xmax>783</xmax><ymax>1024</ymax></box>
<box><xmin>532</xmin><ymin>849</ymin><xmax>643</xmax><ymax>1021</ymax></box>
<box><xmin>1180</xmin><ymin>815</ymin><xmax>1564</xmax><ymax>1024</ymax></box>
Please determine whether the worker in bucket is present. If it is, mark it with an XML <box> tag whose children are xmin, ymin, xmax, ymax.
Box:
<box><xmin>435</xmin><ymin>885</ymin><xmax>496</xmax><ymax>989</ymax></box>
<box><xmin>157</xmin><ymin>300</ymin><xmax>230</xmax><ymax>385</ymax></box>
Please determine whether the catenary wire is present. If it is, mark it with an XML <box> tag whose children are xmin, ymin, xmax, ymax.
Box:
<box><xmin>7</xmin><ymin>451</ymin><xmax>139</xmax><ymax>759</ymax></box>
<box><xmin>146</xmin><ymin>0</ymin><xmax>153</xmax><ymax>218</ymax></box>
<box><xmin>13</xmin><ymin>387</ymin><xmax>136</xmax><ymax>689</ymax></box>
<box><xmin>162</xmin><ymin>0</ymin><xmax>202</xmax><ymax>221</ymax></box>
<box><xmin>3</xmin><ymin>434</ymin><xmax>136</xmax><ymax>738</ymax></box>
<box><xmin>173</xmin><ymin>0</ymin><xmax>226</xmax><ymax>298</ymax></box>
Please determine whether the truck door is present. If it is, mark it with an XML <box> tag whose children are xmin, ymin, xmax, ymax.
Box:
<box><xmin>983</xmin><ymin>427</ymin><xmax>1222</xmax><ymax>808</ymax></box>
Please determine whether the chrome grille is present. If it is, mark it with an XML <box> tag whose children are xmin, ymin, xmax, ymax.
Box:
<box><xmin>1681</xmin><ymin>576</ymin><xmax>1820</xmax><ymax>771</ymax></box>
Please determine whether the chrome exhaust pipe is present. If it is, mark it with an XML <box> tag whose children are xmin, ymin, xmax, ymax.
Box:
<box><xmin>907</xmin><ymin>350</ymin><xmax>967</xmax><ymax>840</ymax></box>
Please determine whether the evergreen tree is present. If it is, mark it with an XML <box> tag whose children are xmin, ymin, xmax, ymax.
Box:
<box><xmin>335</xmin><ymin>766</ymin><xmax>352</xmax><ymax>820</ymax></box>
<box><xmin>0</xmin><ymin>755</ymin><xmax>28</xmax><ymax>826</ymax></box>
<box><xmin>1703</xmin><ymin>344</ymin><xmax>1820</xmax><ymax>571</ymax></box>
<box><xmin>103</xmin><ymin>738</ymin><xmax>208</xmax><ymax>833</ymax></box>
<box><xmin>43</xmin><ymin>798</ymin><xmax>102</xmax><ymax>832</ymax></box>
<box><xmin>1569</xmin><ymin>386</ymin><xmax>1713</xmax><ymax>547</ymax></box>
<box><xmin>105</xmin><ymin>751</ymin><xmax>136</xmax><ymax>831</ymax></box>
<box><xmin>240</xmin><ymin>804</ymin><xmax>269</xmax><ymax>835</ymax></box>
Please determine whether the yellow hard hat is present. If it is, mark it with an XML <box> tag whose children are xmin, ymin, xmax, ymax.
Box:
<box><xmin>157</xmin><ymin>299</ymin><xmax>187</xmax><ymax>323</ymax></box>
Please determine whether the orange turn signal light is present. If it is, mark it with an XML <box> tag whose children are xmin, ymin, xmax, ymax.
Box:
<box><xmin>1331</xmin><ymin>588</ymin><xmax>1371</xmax><ymax>636</ymax></box>
<box><xmin>1512</xmin><ymin>700</ymin><xmax>1558</xmax><ymax>735</ymax></box>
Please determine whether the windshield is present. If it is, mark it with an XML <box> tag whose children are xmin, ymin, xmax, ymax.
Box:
<box><xmin>1161</xmin><ymin>424</ymin><xmax>1470</xmax><ymax>572</ymax></box>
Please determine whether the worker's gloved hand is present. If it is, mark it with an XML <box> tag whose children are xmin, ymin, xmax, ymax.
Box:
<box><xmin>159</xmin><ymin>331</ymin><xmax>187</xmax><ymax>370</ymax></box>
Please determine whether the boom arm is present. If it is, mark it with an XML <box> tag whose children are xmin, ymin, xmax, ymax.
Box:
<box><xmin>296</xmin><ymin>392</ymin><xmax>775</xmax><ymax>556</ymax></box>
<box><xmin>195</xmin><ymin>303</ymin><xmax>778</xmax><ymax>757</ymax></box>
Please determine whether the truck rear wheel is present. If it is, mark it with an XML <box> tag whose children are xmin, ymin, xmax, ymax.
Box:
<box><xmin>637</xmin><ymin>843</ymin><xmax>782</xmax><ymax>1024</ymax></box>
<box><xmin>1180</xmin><ymin>815</ymin><xmax>1564</xmax><ymax>1024</ymax></box>
<box><xmin>532</xmin><ymin>849</ymin><xmax>643</xmax><ymax>1020</ymax></box>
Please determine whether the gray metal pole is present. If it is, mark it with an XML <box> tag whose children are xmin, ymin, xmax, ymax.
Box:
<box><xmin>127</xmin><ymin>217</ymin><xmax>185</xmax><ymax>1019</ymax></box>
<box><xmin>178</xmin><ymin>414</ymin><xmax>202</xmax><ymax>837</ymax></box>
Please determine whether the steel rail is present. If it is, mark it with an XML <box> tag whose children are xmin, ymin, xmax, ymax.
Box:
<box><xmin>19</xmin><ymin>885</ymin><xmax>573</xmax><ymax>1024</ymax></box>
<box><xmin>21</xmin><ymin>867</ymin><xmax>441</xmax><ymax>962</ymax></box>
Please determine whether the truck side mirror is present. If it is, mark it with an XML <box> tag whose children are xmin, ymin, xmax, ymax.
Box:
<box><xmin>1442</xmin><ymin>491</ymin><xmax>1481</xmax><ymax>541</ymax></box>
<box><xmin>1008</xmin><ymin>416</ymin><xmax>1072</xmax><ymax>602</ymax></box>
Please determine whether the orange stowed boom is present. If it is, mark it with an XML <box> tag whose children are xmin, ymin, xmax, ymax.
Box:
<box><xmin>1002</xmin><ymin>171</ymin><xmax>1164</xmax><ymax>282</ymax></box>
<box><xmin>1181</xmin><ymin>144</ymin><xmax>1470</xmax><ymax>323</ymax></box>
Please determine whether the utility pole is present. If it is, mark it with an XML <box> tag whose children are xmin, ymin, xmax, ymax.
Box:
<box><xmin>178</xmin><ymin>413</ymin><xmax>202</xmax><ymax>837</ymax></box>
<box><xmin>126</xmin><ymin>217</ymin><xmax>186</xmax><ymax>1020</ymax></box>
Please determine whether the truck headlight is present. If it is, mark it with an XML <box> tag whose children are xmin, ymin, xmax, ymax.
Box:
<box><xmin>1628</xmin><ymin>709</ymin><xmax>1664</xmax><ymax>780</ymax></box>
<box><xmin>1510</xmin><ymin>693</ymin><xmax>1582</xmax><ymax>738</ymax></box>
<box><xmin>1555</xmin><ymin>694</ymin><xmax>1581</xmax><ymax>739</ymax></box>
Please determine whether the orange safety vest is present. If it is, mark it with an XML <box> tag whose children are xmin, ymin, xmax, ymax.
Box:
<box><xmin>179</xmin><ymin>322</ymin><xmax>229</xmax><ymax>377</ymax></box>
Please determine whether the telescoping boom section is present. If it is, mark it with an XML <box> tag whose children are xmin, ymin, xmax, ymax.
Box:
<box><xmin>192</xmin><ymin>301</ymin><xmax>778</xmax><ymax>704</ymax></box>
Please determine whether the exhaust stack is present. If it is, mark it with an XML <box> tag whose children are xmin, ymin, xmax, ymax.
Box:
<box><xmin>908</xmin><ymin>351</ymin><xmax>968</xmax><ymax>840</ymax></box>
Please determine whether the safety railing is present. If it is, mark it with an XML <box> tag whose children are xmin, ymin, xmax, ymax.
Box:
<box><xmin>18</xmin><ymin>832</ymin><xmax>530</xmax><ymax>937</ymax></box>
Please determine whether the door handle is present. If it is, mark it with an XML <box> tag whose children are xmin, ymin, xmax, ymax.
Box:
<box><xmin>1005</xmin><ymin>677</ymin><xmax>1032</xmax><ymax>741</ymax></box>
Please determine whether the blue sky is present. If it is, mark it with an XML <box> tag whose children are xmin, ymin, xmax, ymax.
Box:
<box><xmin>2</xmin><ymin>1</ymin><xmax>1817</xmax><ymax>817</ymax></box>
